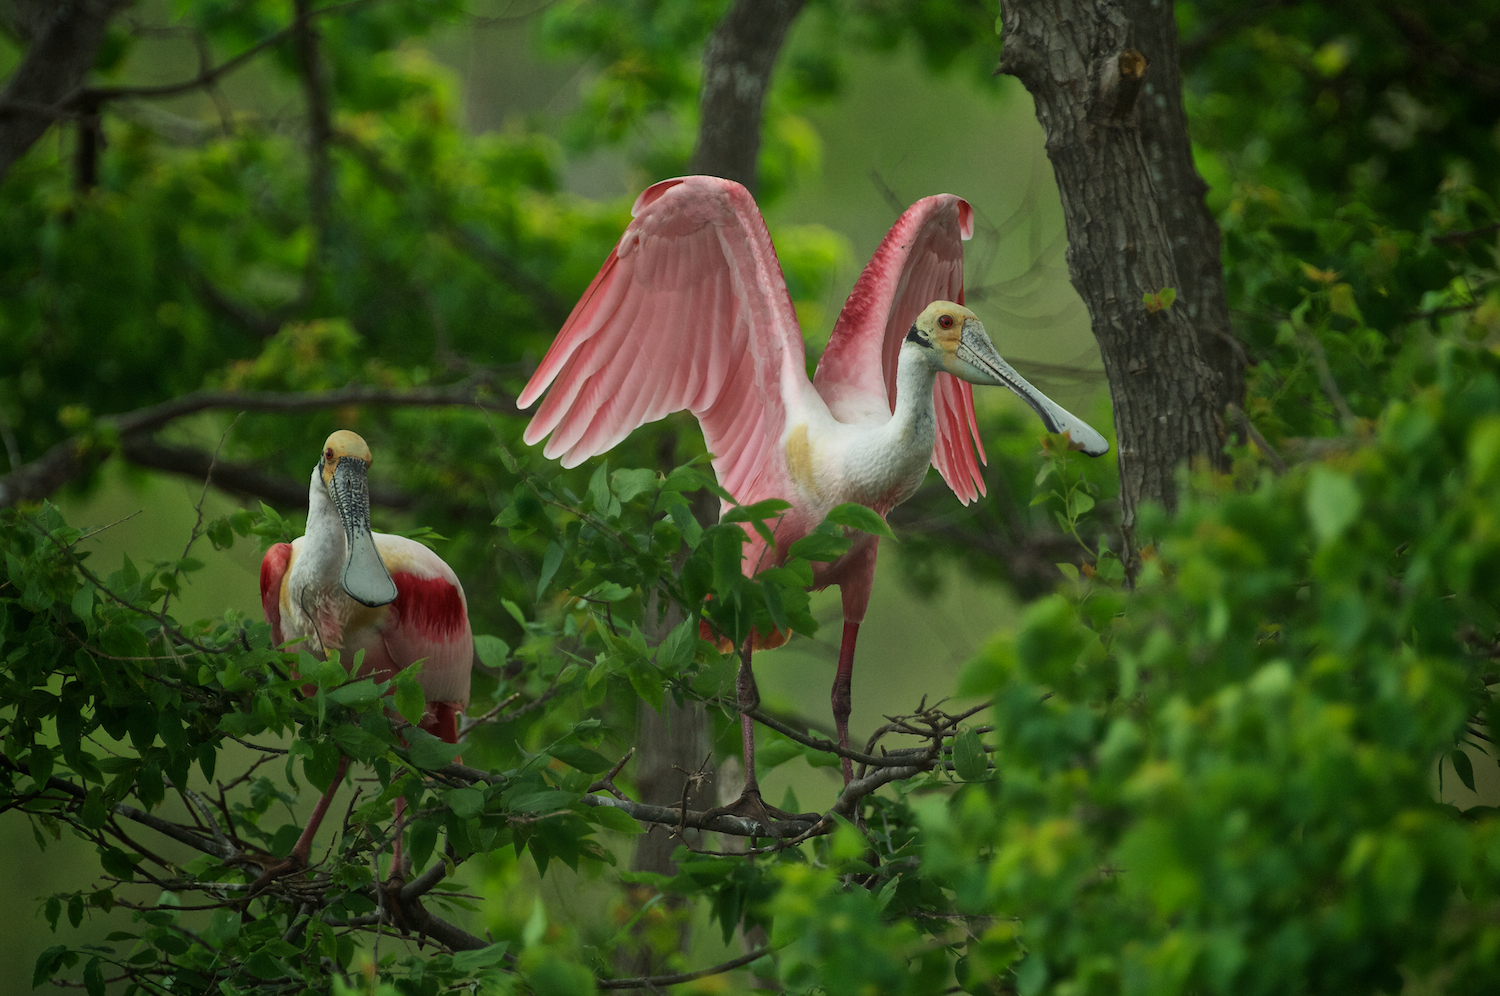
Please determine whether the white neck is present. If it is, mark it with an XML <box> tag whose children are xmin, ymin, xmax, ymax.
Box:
<box><xmin>292</xmin><ymin>466</ymin><xmax>346</xmax><ymax>590</ymax></box>
<box><xmin>835</xmin><ymin>343</ymin><xmax>941</xmax><ymax>512</ymax></box>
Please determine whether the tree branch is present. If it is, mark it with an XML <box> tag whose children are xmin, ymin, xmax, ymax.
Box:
<box><xmin>332</xmin><ymin>131</ymin><xmax>572</xmax><ymax>327</ymax></box>
<box><xmin>0</xmin><ymin>374</ymin><xmax>517</xmax><ymax>508</ymax></box>
<box><xmin>598</xmin><ymin>947</ymin><xmax>774</xmax><ymax>990</ymax></box>
<box><xmin>690</xmin><ymin>0</ymin><xmax>806</xmax><ymax>192</ymax></box>
<box><xmin>581</xmin><ymin>792</ymin><xmax>819</xmax><ymax>839</ymax></box>
<box><xmin>0</xmin><ymin>0</ymin><xmax>128</xmax><ymax>181</ymax></box>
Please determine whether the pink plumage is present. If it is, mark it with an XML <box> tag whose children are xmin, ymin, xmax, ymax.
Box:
<box><xmin>520</xmin><ymin>176</ymin><xmax>1013</xmax><ymax>804</ymax></box>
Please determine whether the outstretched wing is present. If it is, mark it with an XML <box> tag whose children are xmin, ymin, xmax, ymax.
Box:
<box><xmin>260</xmin><ymin>543</ymin><xmax>294</xmax><ymax>645</ymax></box>
<box><xmin>520</xmin><ymin>176</ymin><xmax>807</xmax><ymax>506</ymax></box>
<box><xmin>813</xmin><ymin>194</ymin><xmax>988</xmax><ymax>503</ymax></box>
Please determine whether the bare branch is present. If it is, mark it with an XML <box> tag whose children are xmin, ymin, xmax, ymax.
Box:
<box><xmin>0</xmin><ymin>372</ymin><xmax>518</xmax><ymax>508</ymax></box>
<box><xmin>598</xmin><ymin>947</ymin><xmax>774</xmax><ymax>990</ymax></box>
<box><xmin>581</xmin><ymin>792</ymin><xmax>818</xmax><ymax>839</ymax></box>
<box><xmin>0</xmin><ymin>0</ymin><xmax>128</xmax><ymax>182</ymax></box>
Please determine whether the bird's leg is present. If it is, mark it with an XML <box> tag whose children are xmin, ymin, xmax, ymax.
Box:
<box><xmin>736</xmin><ymin>637</ymin><xmax>763</xmax><ymax>797</ymax></box>
<box><xmin>247</xmin><ymin>755</ymin><xmax>349</xmax><ymax>897</ymax></box>
<box><xmin>703</xmin><ymin>637</ymin><xmax>818</xmax><ymax>831</ymax></box>
<box><xmin>832</xmin><ymin>621</ymin><xmax>860</xmax><ymax>787</ymax></box>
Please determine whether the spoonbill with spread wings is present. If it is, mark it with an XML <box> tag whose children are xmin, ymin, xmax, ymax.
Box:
<box><xmin>520</xmin><ymin>176</ymin><xmax>1107</xmax><ymax>818</ymax></box>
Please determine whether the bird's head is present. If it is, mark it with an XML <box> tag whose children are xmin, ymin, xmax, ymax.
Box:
<box><xmin>905</xmin><ymin>301</ymin><xmax>1110</xmax><ymax>457</ymax></box>
<box><xmin>317</xmin><ymin>430</ymin><xmax>397</xmax><ymax>608</ymax></box>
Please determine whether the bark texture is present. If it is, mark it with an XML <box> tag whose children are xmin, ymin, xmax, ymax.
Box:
<box><xmin>0</xmin><ymin>0</ymin><xmax>127</xmax><ymax>182</ymax></box>
<box><xmin>689</xmin><ymin>0</ymin><xmax>806</xmax><ymax>191</ymax></box>
<box><xmin>999</xmin><ymin>0</ymin><xmax>1231</xmax><ymax>552</ymax></box>
<box><xmin>1125</xmin><ymin>0</ymin><xmax>1241</xmax><ymax>409</ymax></box>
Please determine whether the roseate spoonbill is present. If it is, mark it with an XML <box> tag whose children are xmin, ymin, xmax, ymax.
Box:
<box><xmin>257</xmin><ymin>430</ymin><xmax>473</xmax><ymax>884</ymax></box>
<box><xmin>519</xmin><ymin>176</ymin><xmax>1107</xmax><ymax>817</ymax></box>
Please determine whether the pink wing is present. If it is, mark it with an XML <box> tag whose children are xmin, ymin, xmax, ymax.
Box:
<box><xmin>813</xmin><ymin>194</ymin><xmax>988</xmax><ymax>503</ymax></box>
<box><xmin>375</xmin><ymin>535</ymin><xmax>473</xmax><ymax>711</ymax></box>
<box><xmin>260</xmin><ymin>543</ymin><xmax>293</xmax><ymax>645</ymax></box>
<box><xmin>519</xmin><ymin>176</ymin><xmax>807</xmax><ymax>507</ymax></box>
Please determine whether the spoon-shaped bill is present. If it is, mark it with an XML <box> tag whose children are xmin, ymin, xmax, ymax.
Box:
<box><xmin>947</xmin><ymin>323</ymin><xmax>1110</xmax><ymax>457</ymax></box>
<box><xmin>328</xmin><ymin>456</ymin><xmax>398</xmax><ymax>607</ymax></box>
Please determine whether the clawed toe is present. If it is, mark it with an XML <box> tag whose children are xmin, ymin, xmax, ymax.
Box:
<box><xmin>703</xmin><ymin>788</ymin><xmax>820</xmax><ymax>837</ymax></box>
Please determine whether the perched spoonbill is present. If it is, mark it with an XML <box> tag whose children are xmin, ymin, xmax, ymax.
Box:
<box><xmin>520</xmin><ymin>176</ymin><xmax>1107</xmax><ymax>817</ymax></box>
<box><xmin>258</xmin><ymin>430</ymin><xmax>473</xmax><ymax>883</ymax></box>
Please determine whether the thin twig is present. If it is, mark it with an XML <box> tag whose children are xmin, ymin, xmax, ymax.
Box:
<box><xmin>598</xmin><ymin>947</ymin><xmax>775</xmax><ymax>989</ymax></box>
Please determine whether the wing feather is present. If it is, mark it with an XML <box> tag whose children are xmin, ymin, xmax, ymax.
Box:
<box><xmin>373</xmin><ymin>535</ymin><xmax>473</xmax><ymax>708</ymax></box>
<box><xmin>260</xmin><ymin>543</ymin><xmax>294</xmax><ymax>646</ymax></box>
<box><xmin>814</xmin><ymin>194</ymin><xmax>987</xmax><ymax>500</ymax></box>
<box><xmin>521</xmin><ymin>176</ymin><xmax>805</xmax><ymax>510</ymax></box>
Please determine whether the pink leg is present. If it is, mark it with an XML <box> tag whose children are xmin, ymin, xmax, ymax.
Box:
<box><xmin>736</xmin><ymin>639</ymin><xmax>763</xmax><ymax>794</ymax></box>
<box><xmin>831</xmin><ymin>537</ymin><xmax>878</xmax><ymax>788</ymax></box>
<box><xmin>290</xmin><ymin>755</ymin><xmax>350</xmax><ymax>864</ymax></box>
<box><xmin>833</xmin><ymin>621</ymin><xmax>859</xmax><ymax>786</ymax></box>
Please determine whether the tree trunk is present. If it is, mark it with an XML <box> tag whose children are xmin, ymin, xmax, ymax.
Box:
<box><xmin>1124</xmin><ymin>0</ymin><xmax>1241</xmax><ymax>411</ymax></box>
<box><xmin>690</xmin><ymin>0</ymin><xmax>806</xmax><ymax>192</ymax></box>
<box><xmin>999</xmin><ymin>0</ymin><xmax>1231</xmax><ymax>556</ymax></box>
<box><xmin>0</xmin><ymin>0</ymin><xmax>127</xmax><ymax>182</ymax></box>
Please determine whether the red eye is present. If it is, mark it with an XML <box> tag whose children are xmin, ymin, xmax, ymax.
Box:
<box><xmin>325</xmin><ymin>449</ymin><xmax>335</xmax><ymax>461</ymax></box>
<box><xmin>938</xmin><ymin>315</ymin><xmax>954</xmax><ymax>329</ymax></box>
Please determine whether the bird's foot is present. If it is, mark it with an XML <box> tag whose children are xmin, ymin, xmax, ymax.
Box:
<box><xmin>380</xmin><ymin>873</ymin><xmax>431</xmax><ymax>937</ymax></box>
<box><xmin>245</xmin><ymin>852</ymin><xmax>308</xmax><ymax>899</ymax></box>
<box><xmin>702</xmin><ymin>788</ymin><xmax>820</xmax><ymax>839</ymax></box>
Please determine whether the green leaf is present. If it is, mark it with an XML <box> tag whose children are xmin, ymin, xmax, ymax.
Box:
<box><xmin>80</xmin><ymin>789</ymin><xmax>107</xmax><ymax>829</ymax></box>
<box><xmin>953</xmin><ymin>729</ymin><xmax>989</xmax><ymax>781</ymax></box>
<box><xmin>332</xmin><ymin>724</ymin><xmax>388</xmax><ymax>761</ymax></box>
<box><xmin>200</xmin><ymin>908</ymin><xmax>241</xmax><ymax>949</ymax></box>
<box><xmin>537</xmin><ymin>541</ymin><xmax>564</xmax><ymax>599</ymax></box>
<box><xmin>33</xmin><ymin>945</ymin><xmax>67</xmax><ymax>989</ymax></box>
<box><xmin>756</xmin><ymin>737</ymin><xmax>804</xmax><ymax>773</ymax></box>
<box><xmin>655</xmin><ymin>617</ymin><xmax>697</xmax><ymax>674</ymax></box>
<box><xmin>408</xmin><ymin>818</ymin><xmax>439</xmax><ymax>870</ymax></box>
<box><xmin>712</xmin><ymin>527</ymin><xmax>745</xmax><ymax>598</ymax></box>
<box><xmin>667</xmin><ymin>498</ymin><xmax>704</xmax><ymax>548</ymax></box>
<box><xmin>588</xmin><ymin>804</ymin><xmax>646</xmax><ymax>835</ymax></box>
<box><xmin>550</xmin><ymin>743</ymin><xmax>613</xmax><ymax>774</ymax></box>
<box><xmin>1306</xmin><ymin>465</ymin><xmax>1362</xmax><ymax>544</ymax></box>
<box><xmin>611</xmin><ymin>467</ymin><xmax>657</xmax><ymax>503</ymax></box>
<box><xmin>787</xmin><ymin>527</ymin><xmax>850</xmax><ymax>563</ymax></box>
<box><xmin>327</xmin><ymin>678</ymin><xmax>383</xmax><ymax>706</ymax></box>
<box><xmin>445</xmin><ymin>787</ymin><xmax>486</xmax><ymax>819</ymax></box>
<box><xmin>627</xmin><ymin>660</ymin><xmax>665</xmax><ymax>713</ymax></box>
<box><xmin>506</xmin><ymin>788</ymin><xmax>578</xmax><ymax>813</ymax></box>
<box><xmin>723</xmin><ymin>498</ymin><xmax>791</xmax><ymax>545</ymax></box>
<box><xmin>393</xmin><ymin>673</ymin><xmax>426</xmax><ymax>728</ymax></box>
<box><xmin>474</xmin><ymin>634</ymin><xmax>511</xmax><ymax>668</ymax></box>
<box><xmin>826</xmin><ymin>502</ymin><xmax>896</xmax><ymax>540</ymax></box>
<box><xmin>452</xmin><ymin>941</ymin><xmax>511</xmax><ymax>973</ymax></box>
<box><xmin>406</xmin><ymin>729</ymin><xmax>464</xmax><ymax>769</ymax></box>
<box><xmin>1451</xmin><ymin>749</ymin><xmax>1477</xmax><ymax>793</ymax></box>
<box><xmin>71</xmin><ymin>585</ymin><xmax>94</xmax><ymax>624</ymax></box>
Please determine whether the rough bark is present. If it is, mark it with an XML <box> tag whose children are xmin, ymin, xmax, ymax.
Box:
<box><xmin>0</xmin><ymin>0</ymin><xmax>128</xmax><ymax>182</ymax></box>
<box><xmin>689</xmin><ymin>0</ymin><xmax>806</xmax><ymax>192</ymax></box>
<box><xmin>999</xmin><ymin>0</ymin><xmax>1230</xmax><ymax>554</ymax></box>
<box><xmin>1125</xmin><ymin>0</ymin><xmax>1242</xmax><ymax>409</ymax></box>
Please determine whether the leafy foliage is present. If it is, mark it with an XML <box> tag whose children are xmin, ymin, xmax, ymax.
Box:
<box><xmin>4</xmin><ymin>0</ymin><xmax>1500</xmax><ymax>994</ymax></box>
